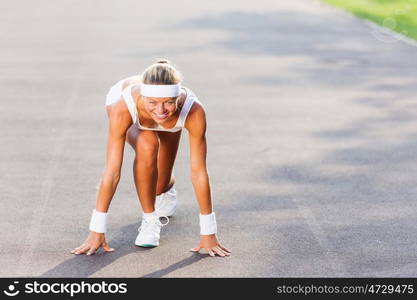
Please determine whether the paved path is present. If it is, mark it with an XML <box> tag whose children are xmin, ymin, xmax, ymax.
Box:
<box><xmin>1</xmin><ymin>0</ymin><xmax>417</xmax><ymax>277</ymax></box>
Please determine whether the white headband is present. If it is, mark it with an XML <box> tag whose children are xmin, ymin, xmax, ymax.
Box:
<box><xmin>140</xmin><ymin>83</ymin><xmax>181</xmax><ymax>98</ymax></box>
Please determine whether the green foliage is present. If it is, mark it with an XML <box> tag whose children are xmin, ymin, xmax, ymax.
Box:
<box><xmin>323</xmin><ymin>0</ymin><xmax>417</xmax><ymax>40</ymax></box>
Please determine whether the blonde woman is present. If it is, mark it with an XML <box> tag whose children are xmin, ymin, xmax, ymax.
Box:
<box><xmin>71</xmin><ymin>59</ymin><xmax>230</xmax><ymax>257</ymax></box>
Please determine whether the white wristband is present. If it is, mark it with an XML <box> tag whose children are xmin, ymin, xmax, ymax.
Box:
<box><xmin>199</xmin><ymin>212</ymin><xmax>217</xmax><ymax>235</ymax></box>
<box><xmin>89</xmin><ymin>209</ymin><xmax>107</xmax><ymax>233</ymax></box>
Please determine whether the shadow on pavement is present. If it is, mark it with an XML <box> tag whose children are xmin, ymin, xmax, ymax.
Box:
<box><xmin>41</xmin><ymin>223</ymin><xmax>144</xmax><ymax>277</ymax></box>
<box><xmin>41</xmin><ymin>223</ymin><xmax>206</xmax><ymax>277</ymax></box>
<box><xmin>141</xmin><ymin>254</ymin><xmax>207</xmax><ymax>278</ymax></box>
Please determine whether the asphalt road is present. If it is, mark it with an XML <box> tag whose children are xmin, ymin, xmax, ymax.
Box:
<box><xmin>2</xmin><ymin>0</ymin><xmax>417</xmax><ymax>277</ymax></box>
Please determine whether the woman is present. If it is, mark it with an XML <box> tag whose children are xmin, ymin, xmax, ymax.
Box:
<box><xmin>71</xmin><ymin>59</ymin><xmax>230</xmax><ymax>257</ymax></box>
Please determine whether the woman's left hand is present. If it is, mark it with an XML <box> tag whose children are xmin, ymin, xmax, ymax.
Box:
<box><xmin>190</xmin><ymin>234</ymin><xmax>231</xmax><ymax>257</ymax></box>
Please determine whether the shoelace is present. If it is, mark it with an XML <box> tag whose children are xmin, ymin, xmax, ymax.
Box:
<box><xmin>138</xmin><ymin>216</ymin><xmax>169</xmax><ymax>232</ymax></box>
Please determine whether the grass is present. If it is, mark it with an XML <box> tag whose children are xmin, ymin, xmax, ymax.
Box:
<box><xmin>322</xmin><ymin>0</ymin><xmax>417</xmax><ymax>41</ymax></box>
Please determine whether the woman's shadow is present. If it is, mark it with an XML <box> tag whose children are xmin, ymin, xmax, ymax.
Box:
<box><xmin>41</xmin><ymin>222</ymin><xmax>207</xmax><ymax>278</ymax></box>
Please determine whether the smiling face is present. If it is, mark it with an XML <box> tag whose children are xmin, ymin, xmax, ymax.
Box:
<box><xmin>142</xmin><ymin>96</ymin><xmax>178</xmax><ymax>123</ymax></box>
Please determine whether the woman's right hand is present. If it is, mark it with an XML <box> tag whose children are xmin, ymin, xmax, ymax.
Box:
<box><xmin>71</xmin><ymin>231</ymin><xmax>114</xmax><ymax>255</ymax></box>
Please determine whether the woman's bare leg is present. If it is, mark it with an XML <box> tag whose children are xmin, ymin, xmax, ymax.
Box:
<box><xmin>156</xmin><ymin>130</ymin><xmax>182</xmax><ymax>195</ymax></box>
<box><xmin>126</xmin><ymin>126</ymin><xmax>159</xmax><ymax>213</ymax></box>
<box><xmin>126</xmin><ymin>126</ymin><xmax>182</xmax><ymax>212</ymax></box>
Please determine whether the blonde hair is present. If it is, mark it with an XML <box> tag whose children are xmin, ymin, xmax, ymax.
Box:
<box><xmin>140</xmin><ymin>59</ymin><xmax>183</xmax><ymax>85</ymax></box>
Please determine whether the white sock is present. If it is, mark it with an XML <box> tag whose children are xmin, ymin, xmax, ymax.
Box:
<box><xmin>143</xmin><ymin>211</ymin><xmax>157</xmax><ymax>219</ymax></box>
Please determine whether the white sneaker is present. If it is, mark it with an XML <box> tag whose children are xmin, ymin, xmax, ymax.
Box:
<box><xmin>155</xmin><ymin>186</ymin><xmax>177</xmax><ymax>217</ymax></box>
<box><xmin>135</xmin><ymin>216</ymin><xmax>169</xmax><ymax>247</ymax></box>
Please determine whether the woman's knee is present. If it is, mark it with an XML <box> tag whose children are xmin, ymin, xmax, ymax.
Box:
<box><xmin>135</xmin><ymin>131</ymin><xmax>159</xmax><ymax>163</ymax></box>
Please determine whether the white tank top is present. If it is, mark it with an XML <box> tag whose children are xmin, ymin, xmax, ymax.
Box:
<box><xmin>105</xmin><ymin>78</ymin><xmax>202</xmax><ymax>132</ymax></box>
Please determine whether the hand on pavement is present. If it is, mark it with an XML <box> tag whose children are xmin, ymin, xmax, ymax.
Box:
<box><xmin>71</xmin><ymin>231</ymin><xmax>114</xmax><ymax>256</ymax></box>
<box><xmin>190</xmin><ymin>234</ymin><xmax>231</xmax><ymax>257</ymax></box>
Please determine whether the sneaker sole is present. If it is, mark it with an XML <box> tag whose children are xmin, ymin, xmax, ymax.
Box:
<box><xmin>136</xmin><ymin>243</ymin><xmax>158</xmax><ymax>248</ymax></box>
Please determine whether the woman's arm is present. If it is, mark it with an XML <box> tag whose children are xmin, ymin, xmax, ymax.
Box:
<box><xmin>186</xmin><ymin>104</ymin><xmax>212</xmax><ymax>214</ymax></box>
<box><xmin>185</xmin><ymin>103</ymin><xmax>231</xmax><ymax>257</ymax></box>
<box><xmin>71</xmin><ymin>99</ymin><xmax>132</xmax><ymax>255</ymax></box>
<box><xmin>96</xmin><ymin>103</ymin><xmax>132</xmax><ymax>212</ymax></box>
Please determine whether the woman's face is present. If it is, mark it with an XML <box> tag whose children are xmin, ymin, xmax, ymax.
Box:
<box><xmin>142</xmin><ymin>96</ymin><xmax>178</xmax><ymax>123</ymax></box>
